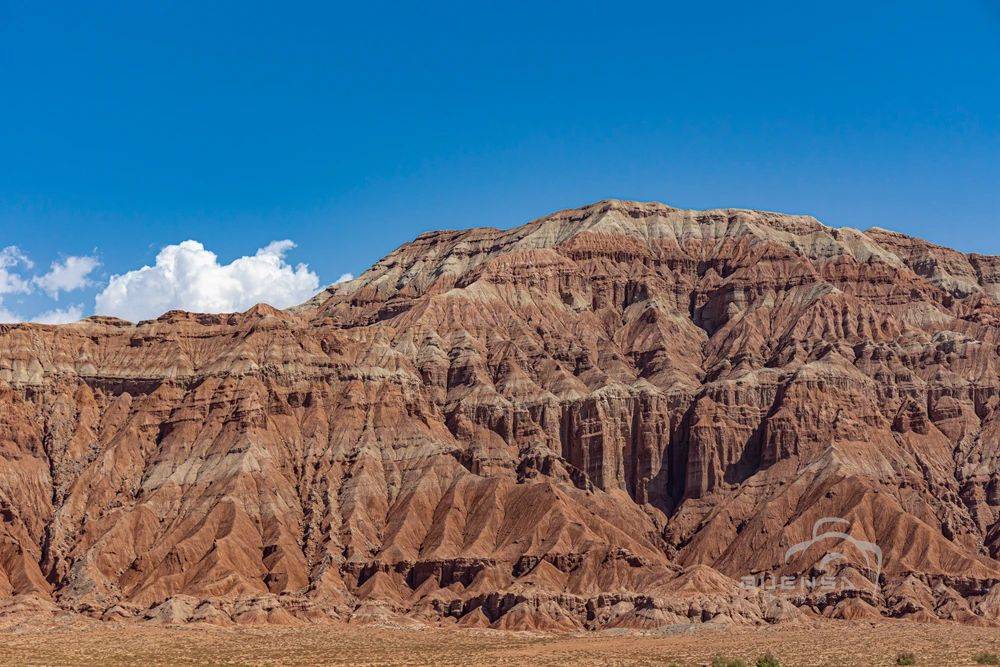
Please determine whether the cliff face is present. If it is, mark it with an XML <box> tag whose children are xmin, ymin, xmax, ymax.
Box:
<box><xmin>1</xmin><ymin>200</ymin><xmax>998</xmax><ymax>628</ymax></box>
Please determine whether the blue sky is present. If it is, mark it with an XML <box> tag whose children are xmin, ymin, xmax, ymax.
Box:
<box><xmin>1</xmin><ymin>0</ymin><xmax>998</xmax><ymax>321</ymax></box>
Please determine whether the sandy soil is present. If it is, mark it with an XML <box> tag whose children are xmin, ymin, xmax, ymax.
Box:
<box><xmin>0</xmin><ymin>619</ymin><xmax>997</xmax><ymax>666</ymax></box>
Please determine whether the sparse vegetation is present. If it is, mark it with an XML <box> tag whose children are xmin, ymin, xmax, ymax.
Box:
<box><xmin>712</xmin><ymin>657</ymin><xmax>748</xmax><ymax>667</ymax></box>
<box><xmin>975</xmin><ymin>653</ymin><xmax>1000</xmax><ymax>665</ymax></box>
<box><xmin>756</xmin><ymin>653</ymin><xmax>781</xmax><ymax>667</ymax></box>
<box><xmin>0</xmin><ymin>621</ymin><xmax>994</xmax><ymax>666</ymax></box>
<box><xmin>895</xmin><ymin>652</ymin><xmax>917</xmax><ymax>665</ymax></box>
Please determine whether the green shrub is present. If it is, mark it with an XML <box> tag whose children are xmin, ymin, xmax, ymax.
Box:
<box><xmin>756</xmin><ymin>653</ymin><xmax>780</xmax><ymax>667</ymax></box>
<box><xmin>975</xmin><ymin>653</ymin><xmax>1000</xmax><ymax>666</ymax></box>
<box><xmin>895</xmin><ymin>652</ymin><xmax>917</xmax><ymax>665</ymax></box>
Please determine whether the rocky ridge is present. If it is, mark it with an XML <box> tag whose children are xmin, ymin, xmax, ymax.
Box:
<box><xmin>0</xmin><ymin>199</ymin><xmax>998</xmax><ymax>629</ymax></box>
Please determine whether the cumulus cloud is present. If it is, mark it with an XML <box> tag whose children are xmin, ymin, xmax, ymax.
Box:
<box><xmin>34</xmin><ymin>255</ymin><xmax>100</xmax><ymax>298</ymax></box>
<box><xmin>334</xmin><ymin>272</ymin><xmax>354</xmax><ymax>284</ymax></box>
<box><xmin>0</xmin><ymin>246</ymin><xmax>33</xmax><ymax>296</ymax></box>
<box><xmin>0</xmin><ymin>307</ymin><xmax>21</xmax><ymax>323</ymax></box>
<box><xmin>0</xmin><ymin>246</ymin><xmax>33</xmax><ymax>321</ymax></box>
<box><xmin>31</xmin><ymin>304</ymin><xmax>85</xmax><ymax>325</ymax></box>
<box><xmin>0</xmin><ymin>248</ymin><xmax>93</xmax><ymax>324</ymax></box>
<box><xmin>94</xmin><ymin>239</ymin><xmax>320</xmax><ymax>321</ymax></box>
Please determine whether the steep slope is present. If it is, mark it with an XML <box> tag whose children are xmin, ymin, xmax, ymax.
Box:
<box><xmin>0</xmin><ymin>200</ymin><xmax>998</xmax><ymax>628</ymax></box>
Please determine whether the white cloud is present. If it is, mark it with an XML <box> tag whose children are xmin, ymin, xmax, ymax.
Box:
<box><xmin>0</xmin><ymin>248</ymin><xmax>94</xmax><ymax>324</ymax></box>
<box><xmin>0</xmin><ymin>246</ymin><xmax>33</xmax><ymax>321</ymax></box>
<box><xmin>94</xmin><ymin>239</ymin><xmax>320</xmax><ymax>321</ymax></box>
<box><xmin>0</xmin><ymin>246</ymin><xmax>33</xmax><ymax>295</ymax></box>
<box><xmin>31</xmin><ymin>304</ymin><xmax>84</xmax><ymax>325</ymax></box>
<box><xmin>0</xmin><ymin>307</ymin><xmax>21</xmax><ymax>323</ymax></box>
<box><xmin>334</xmin><ymin>272</ymin><xmax>354</xmax><ymax>284</ymax></box>
<box><xmin>34</xmin><ymin>255</ymin><xmax>100</xmax><ymax>298</ymax></box>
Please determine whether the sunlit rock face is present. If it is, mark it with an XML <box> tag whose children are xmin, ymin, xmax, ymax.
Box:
<box><xmin>1</xmin><ymin>199</ymin><xmax>998</xmax><ymax>628</ymax></box>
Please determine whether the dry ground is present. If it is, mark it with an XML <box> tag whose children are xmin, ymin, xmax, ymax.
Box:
<box><xmin>0</xmin><ymin>619</ymin><xmax>998</xmax><ymax>666</ymax></box>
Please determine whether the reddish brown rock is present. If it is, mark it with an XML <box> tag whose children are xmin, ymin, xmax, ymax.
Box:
<box><xmin>0</xmin><ymin>199</ymin><xmax>998</xmax><ymax>629</ymax></box>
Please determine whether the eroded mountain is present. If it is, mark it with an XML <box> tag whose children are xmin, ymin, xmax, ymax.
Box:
<box><xmin>1</xmin><ymin>200</ymin><xmax>998</xmax><ymax>628</ymax></box>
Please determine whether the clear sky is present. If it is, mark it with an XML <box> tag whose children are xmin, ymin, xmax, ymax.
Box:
<box><xmin>1</xmin><ymin>1</ymin><xmax>998</xmax><ymax>322</ymax></box>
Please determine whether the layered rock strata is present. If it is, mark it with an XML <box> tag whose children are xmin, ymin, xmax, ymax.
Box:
<box><xmin>0</xmin><ymin>200</ymin><xmax>998</xmax><ymax>628</ymax></box>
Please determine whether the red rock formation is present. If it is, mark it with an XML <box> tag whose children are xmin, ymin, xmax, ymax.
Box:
<box><xmin>0</xmin><ymin>199</ymin><xmax>998</xmax><ymax>628</ymax></box>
